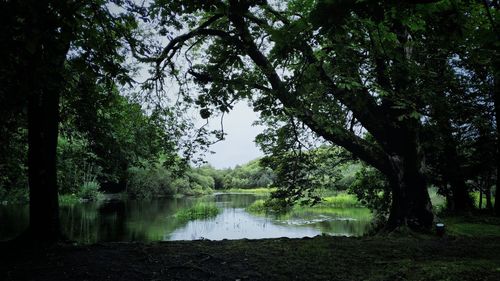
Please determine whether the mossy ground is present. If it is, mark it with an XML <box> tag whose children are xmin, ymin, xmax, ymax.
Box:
<box><xmin>1</xmin><ymin>234</ymin><xmax>499</xmax><ymax>281</ymax></box>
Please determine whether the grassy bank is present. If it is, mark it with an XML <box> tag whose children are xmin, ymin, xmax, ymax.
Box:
<box><xmin>221</xmin><ymin>187</ymin><xmax>275</xmax><ymax>195</ymax></box>
<box><xmin>443</xmin><ymin>215</ymin><xmax>500</xmax><ymax>237</ymax></box>
<box><xmin>1</xmin><ymin>236</ymin><xmax>499</xmax><ymax>281</ymax></box>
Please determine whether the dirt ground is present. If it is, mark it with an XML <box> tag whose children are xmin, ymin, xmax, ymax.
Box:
<box><xmin>1</xmin><ymin>235</ymin><xmax>500</xmax><ymax>281</ymax></box>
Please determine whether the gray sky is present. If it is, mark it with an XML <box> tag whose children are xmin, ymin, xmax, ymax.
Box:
<box><xmin>203</xmin><ymin>102</ymin><xmax>264</xmax><ymax>169</ymax></box>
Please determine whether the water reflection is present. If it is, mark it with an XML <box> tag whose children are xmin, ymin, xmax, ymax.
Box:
<box><xmin>0</xmin><ymin>193</ymin><xmax>372</xmax><ymax>243</ymax></box>
<box><xmin>168</xmin><ymin>208</ymin><xmax>321</xmax><ymax>240</ymax></box>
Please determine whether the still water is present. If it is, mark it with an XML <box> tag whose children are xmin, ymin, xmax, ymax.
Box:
<box><xmin>0</xmin><ymin>193</ymin><xmax>372</xmax><ymax>243</ymax></box>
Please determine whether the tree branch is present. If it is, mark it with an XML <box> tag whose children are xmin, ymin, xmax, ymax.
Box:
<box><xmin>242</xmin><ymin>8</ymin><xmax>391</xmax><ymax>150</ymax></box>
<box><xmin>228</xmin><ymin>1</ymin><xmax>391</xmax><ymax>174</ymax></box>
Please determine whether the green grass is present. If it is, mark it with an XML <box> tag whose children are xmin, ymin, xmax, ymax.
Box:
<box><xmin>246</xmin><ymin>192</ymin><xmax>371</xmax><ymax>221</ymax></box>
<box><xmin>59</xmin><ymin>194</ymin><xmax>81</xmax><ymax>205</ymax></box>
<box><xmin>175</xmin><ymin>203</ymin><xmax>220</xmax><ymax>223</ymax></box>
<box><xmin>443</xmin><ymin>215</ymin><xmax>500</xmax><ymax>237</ymax></box>
<box><xmin>322</xmin><ymin>193</ymin><xmax>363</xmax><ymax>208</ymax></box>
<box><xmin>222</xmin><ymin>187</ymin><xmax>276</xmax><ymax>194</ymax></box>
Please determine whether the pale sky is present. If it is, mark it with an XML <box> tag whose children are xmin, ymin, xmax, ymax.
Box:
<box><xmin>203</xmin><ymin>102</ymin><xmax>265</xmax><ymax>169</ymax></box>
<box><xmin>128</xmin><ymin>16</ymin><xmax>265</xmax><ymax>169</ymax></box>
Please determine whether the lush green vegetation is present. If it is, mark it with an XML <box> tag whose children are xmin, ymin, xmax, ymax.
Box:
<box><xmin>223</xmin><ymin>187</ymin><xmax>276</xmax><ymax>194</ymax></box>
<box><xmin>174</xmin><ymin>203</ymin><xmax>220</xmax><ymax>223</ymax></box>
<box><xmin>247</xmin><ymin>192</ymin><xmax>365</xmax><ymax>215</ymax></box>
<box><xmin>0</xmin><ymin>0</ymin><xmax>499</xmax><ymax>248</ymax></box>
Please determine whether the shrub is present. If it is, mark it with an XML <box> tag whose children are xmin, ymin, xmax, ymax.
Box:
<box><xmin>77</xmin><ymin>181</ymin><xmax>103</xmax><ymax>201</ymax></box>
<box><xmin>0</xmin><ymin>186</ymin><xmax>29</xmax><ymax>204</ymax></box>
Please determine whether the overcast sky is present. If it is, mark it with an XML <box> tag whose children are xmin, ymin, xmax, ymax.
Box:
<box><xmin>128</xmin><ymin>18</ymin><xmax>265</xmax><ymax>169</ymax></box>
<box><xmin>201</xmin><ymin>102</ymin><xmax>265</xmax><ymax>169</ymax></box>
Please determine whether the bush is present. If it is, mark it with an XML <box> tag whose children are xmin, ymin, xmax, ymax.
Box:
<box><xmin>77</xmin><ymin>181</ymin><xmax>103</xmax><ymax>201</ymax></box>
<box><xmin>0</xmin><ymin>186</ymin><xmax>29</xmax><ymax>204</ymax></box>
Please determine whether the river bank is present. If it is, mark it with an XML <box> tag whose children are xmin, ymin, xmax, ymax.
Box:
<box><xmin>1</xmin><ymin>235</ymin><xmax>499</xmax><ymax>281</ymax></box>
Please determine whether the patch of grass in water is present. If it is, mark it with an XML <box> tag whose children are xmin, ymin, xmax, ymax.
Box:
<box><xmin>175</xmin><ymin>203</ymin><xmax>220</xmax><ymax>223</ymax></box>
<box><xmin>246</xmin><ymin>192</ymin><xmax>364</xmax><ymax>214</ymax></box>
<box><xmin>59</xmin><ymin>194</ymin><xmax>81</xmax><ymax>205</ymax></box>
<box><xmin>246</xmin><ymin>194</ymin><xmax>372</xmax><ymax>222</ymax></box>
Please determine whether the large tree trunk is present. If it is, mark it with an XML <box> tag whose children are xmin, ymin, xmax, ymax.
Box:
<box><xmin>441</xmin><ymin>135</ymin><xmax>473</xmax><ymax>212</ymax></box>
<box><xmin>384</xmin><ymin>125</ymin><xmax>434</xmax><ymax>230</ymax></box>
<box><xmin>385</xmin><ymin>156</ymin><xmax>434</xmax><ymax>230</ymax></box>
<box><xmin>486</xmin><ymin>185</ymin><xmax>493</xmax><ymax>210</ymax></box>
<box><xmin>21</xmin><ymin>1</ymin><xmax>73</xmax><ymax>243</ymax></box>
<box><xmin>27</xmin><ymin>81</ymin><xmax>62</xmax><ymax>242</ymax></box>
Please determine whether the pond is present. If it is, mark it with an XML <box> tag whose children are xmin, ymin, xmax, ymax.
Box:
<box><xmin>0</xmin><ymin>193</ymin><xmax>372</xmax><ymax>243</ymax></box>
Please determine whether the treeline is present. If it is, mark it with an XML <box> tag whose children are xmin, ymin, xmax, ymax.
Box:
<box><xmin>126</xmin><ymin>159</ymin><xmax>275</xmax><ymax>198</ymax></box>
<box><xmin>1</xmin><ymin>89</ymin><xmax>276</xmax><ymax>203</ymax></box>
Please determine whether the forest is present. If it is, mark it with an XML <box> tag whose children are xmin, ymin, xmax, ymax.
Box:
<box><xmin>0</xmin><ymin>0</ymin><xmax>499</xmax><ymax>280</ymax></box>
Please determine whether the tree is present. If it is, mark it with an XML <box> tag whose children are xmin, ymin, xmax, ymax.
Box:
<box><xmin>139</xmin><ymin>0</ymin><xmax>486</xmax><ymax>230</ymax></box>
<box><xmin>1</xmin><ymin>0</ymin><xmax>138</xmax><ymax>243</ymax></box>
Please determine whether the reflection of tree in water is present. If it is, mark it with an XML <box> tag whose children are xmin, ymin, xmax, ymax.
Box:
<box><xmin>124</xmin><ymin>198</ymin><xmax>194</xmax><ymax>241</ymax></box>
<box><xmin>314</xmin><ymin>220</ymin><xmax>370</xmax><ymax>236</ymax></box>
<box><xmin>6</xmin><ymin>194</ymin><xmax>372</xmax><ymax>242</ymax></box>
<box><xmin>98</xmin><ymin>200</ymin><xmax>126</xmax><ymax>241</ymax></box>
<box><xmin>60</xmin><ymin>202</ymin><xmax>101</xmax><ymax>243</ymax></box>
<box><xmin>0</xmin><ymin>204</ymin><xmax>28</xmax><ymax>240</ymax></box>
<box><xmin>213</xmin><ymin>193</ymin><xmax>260</xmax><ymax>208</ymax></box>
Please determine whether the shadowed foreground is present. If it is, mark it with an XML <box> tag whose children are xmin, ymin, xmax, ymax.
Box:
<box><xmin>1</xmin><ymin>236</ymin><xmax>499</xmax><ymax>281</ymax></box>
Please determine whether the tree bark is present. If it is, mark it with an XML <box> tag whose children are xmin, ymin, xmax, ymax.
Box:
<box><xmin>441</xmin><ymin>127</ymin><xmax>473</xmax><ymax>212</ymax></box>
<box><xmin>486</xmin><ymin>185</ymin><xmax>493</xmax><ymax>210</ymax></box>
<box><xmin>384</xmin><ymin>125</ymin><xmax>434</xmax><ymax>230</ymax></box>
<box><xmin>20</xmin><ymin>0</ymin><xmax>73</xmax><ymax>243</ymax></box>
<box><xmin>27</xmin><ymin>80</ymin><xmax>62</xmax><ymax>242</ymax></box>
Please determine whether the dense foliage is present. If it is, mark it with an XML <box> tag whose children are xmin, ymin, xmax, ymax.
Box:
<box><xmin>131</xmin><ymin>0</ymin><xmax>499</xmax><ymax>230</ymax></box>
<box><xmin>0</xmin><ymin>0</ymin><xmax>499</xmax><ymax>242</ymax></box>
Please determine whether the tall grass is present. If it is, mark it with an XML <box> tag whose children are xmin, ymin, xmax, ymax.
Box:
<box><xmin>246</xmin><ymin>192</ymin><xmax>364</xmax><ymax>214</ymax></box>
<box><xmin>223</xmin><ymin>187</ymin><xmax>275</xmax><ymax>194</ymax></box>
<box><xmin>175</xmin><ymin>203</ymin><xmax>220</xmax><ymax>222</ymax></box>
<box><xmin>322</xmin><ymin>193</ymin><xmax>362</xmax><ymax>208</ymax></box>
